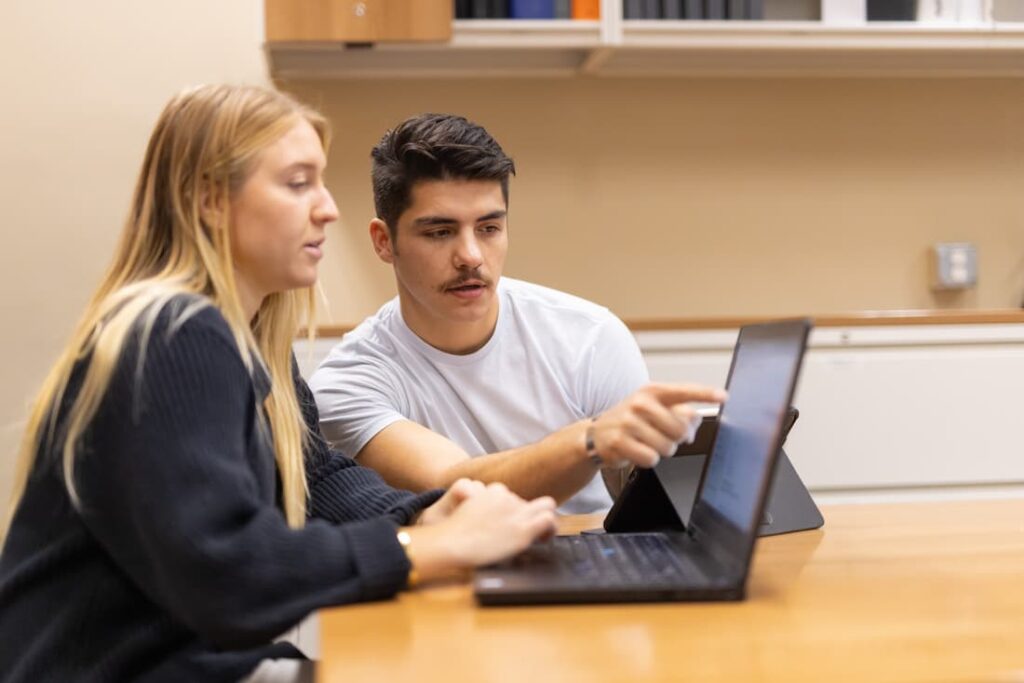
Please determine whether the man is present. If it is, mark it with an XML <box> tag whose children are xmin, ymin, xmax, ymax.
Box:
<box><xmin>310</xmin><ymin>113</ymin><xmax>724</xmax><ymax>513</ymax></box>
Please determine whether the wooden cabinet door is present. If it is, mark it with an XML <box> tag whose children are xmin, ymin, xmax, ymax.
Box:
<box><xmin>265</xmin><ymin>0</ymin><xmax>452</xmax><ymax>43</ymax></box>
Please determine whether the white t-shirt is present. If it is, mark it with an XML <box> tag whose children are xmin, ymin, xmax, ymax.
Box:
<box><xmin>309</xmin><ymin>277</ymin><xmax>649</xmax><ymax>514</ymax></box>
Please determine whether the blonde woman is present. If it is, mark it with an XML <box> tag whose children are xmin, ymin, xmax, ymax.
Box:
<box><xmin>0</xmin><ymin>85</ymin><xmax>557</xmax><ymax>683</ymax></box>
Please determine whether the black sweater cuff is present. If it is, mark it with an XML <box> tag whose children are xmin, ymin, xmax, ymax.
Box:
<box><xmin>342</xmin><ymin>517</ymin><xmax>414</xmax><ymax>600</ymax></box>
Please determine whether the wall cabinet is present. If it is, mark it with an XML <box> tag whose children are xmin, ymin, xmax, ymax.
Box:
<box><xmin>265</xmin><ymin>0</ymin><xmax>452</xmax><ymax>43</ymax></box>
<box><xmin>265</xmin><ymin>0</ymin><xmax>1024</xmax><ymax>78</ymax></box>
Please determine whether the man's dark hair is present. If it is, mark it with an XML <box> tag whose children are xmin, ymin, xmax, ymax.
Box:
<box><xmin>371</xmin><ymin>113</ymin><xmax>516</xmax><ymax>238</ymax></box>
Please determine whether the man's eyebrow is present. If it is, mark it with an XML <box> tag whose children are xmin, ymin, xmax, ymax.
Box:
<box><xmin>412</xmin><ymin>210</ymin><xmax>507</xmax><ymax>227</ymax></box>
<box><xmin>412</xmin><ymin>215</ymin><xmax>458</xmax><ymax>227</ymax></box>
<box><xmin>476</xmin><ymin>210</ymin><xmax>507</xmax><ymax>222</ymax></box>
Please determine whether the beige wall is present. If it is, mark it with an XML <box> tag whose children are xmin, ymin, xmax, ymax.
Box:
<box><xmin>2</xmin><ymin>1</ymin><xmax>1024</xmax><ymax>502</ymax></box>
<box><xmin>285</xmin><ymin>77</ymin><xmax>1024</xmax><ymax>325</ymax></box>
<box><xmin>0</xmin><ymin>1</ymin><xmax>268</xmax><ymax>501</ymax></box>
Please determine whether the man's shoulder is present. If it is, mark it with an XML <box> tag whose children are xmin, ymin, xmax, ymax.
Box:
<box><xmin>310</xmin><ymin>299</ymin><xmax>409</xmax><ymax>388</ymax></box>
<box><xmin>331</xmin><ymin>298</ymin><xmax>403</xmax><ymax>355</ymax></box>
<box><xmin>308</xmin><ymin>299</ymin><xmax>412</xmax><ymax>425</ymax></box>
<box><xmin>501</xmin><ymin>277</ymin><xmax>622</xmax><ymax>329</ymax></box>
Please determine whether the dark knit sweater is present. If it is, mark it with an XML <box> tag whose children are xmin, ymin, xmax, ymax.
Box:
<box><xmin>0</xmin><ymin>300</ymin><xmax>441</xmax><ymax>682</ymax></box>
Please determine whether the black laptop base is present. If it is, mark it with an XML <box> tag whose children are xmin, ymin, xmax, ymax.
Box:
<box><xmin>475</xmin><ymin>532</ymin><xmax>745</xmax><ymax>606</ymax></box>
<box><xmin>476</xmin><ymin>578</ymin><xmax>743</xmax><ymax>606</ymax></box>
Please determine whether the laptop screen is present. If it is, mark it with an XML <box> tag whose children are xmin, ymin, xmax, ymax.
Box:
<box><xmin>697</xmin><ymin>322</ymin><xmax>809</xmax><ymax>534</ymax></box>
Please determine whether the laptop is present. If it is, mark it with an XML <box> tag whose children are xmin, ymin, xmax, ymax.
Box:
<box><xmin>603</xmin><ymin>411</ymin><xmax>823</xmax><ymax>538</ymax></box>
<box><xmin>474</xmin><ymin>318</ymin><xmax>813</xmax><ymax>605</ymax></box>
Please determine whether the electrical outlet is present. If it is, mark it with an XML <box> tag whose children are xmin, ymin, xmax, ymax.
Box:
<box><xmin>822</xmin><ymin>0</ymin><xmax>866</xmax><ymax>24</ymax></box>
<box><xmin>931</xmin><ymin>242</ymin><xmax>977</xmax><ymax>290</ymax></box>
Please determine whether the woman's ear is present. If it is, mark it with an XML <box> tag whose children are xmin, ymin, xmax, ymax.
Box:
<box><xmin>199</xmin><ymin>182</ymin><xmax>228</xmax><ymax>233</ymax></box>
<box><xmin>369</xmin><ymin>218</ymin><xmax>396</xmax><ymax>263</ymax></box>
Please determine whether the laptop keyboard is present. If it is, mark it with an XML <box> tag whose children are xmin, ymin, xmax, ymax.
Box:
<box><xmin>513</xmin><ymin>533</ymin><xmax>707</xmax><ymax>587</ymax></box>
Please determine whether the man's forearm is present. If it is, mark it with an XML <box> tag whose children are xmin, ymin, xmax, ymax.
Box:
<box><xmin>436</xmin><ymin>420</ymin><xmax>597</xmax><ymax>504</ymax></box>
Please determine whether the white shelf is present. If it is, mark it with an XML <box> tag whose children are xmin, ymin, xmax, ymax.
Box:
<box><xmin>447</xmin><ymin>19</ymin><xmax>602</xmax><ymax>47</ymax></box>
<box><xmin>268</xmin><ymin>20</ymin><xmax>600</xmax><ymax>79</ymax></box>
<box><xmin>610</xmin><ymin>21</ymin><xmax>1024</xmax><ymax>76</ymax></box>
<box><xmin>266</xmin><ymin>20</ymin><xmax>1024</xmax><ymax>79</ymax></box>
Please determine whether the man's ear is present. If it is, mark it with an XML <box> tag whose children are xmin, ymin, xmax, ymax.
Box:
<box><xmin>369</xmin><ymin>218</ymin><xmax>396</xmax><ymax>264</ymax></box>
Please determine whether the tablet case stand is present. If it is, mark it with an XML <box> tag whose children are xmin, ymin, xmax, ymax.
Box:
<box><xmin>603</xmin><ymin>407</ymin><xmax>824</xmax><ymax>537</ymax></box>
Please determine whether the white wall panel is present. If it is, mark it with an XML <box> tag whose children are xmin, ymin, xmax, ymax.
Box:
<box><xmin>297</xmin><ymin>323</ymin><xmax>1024</xmax><ymax>492</ymax></box>
<box><xmin>637</xmin><ymin>325</ymin><xmax>1024</xmax><ymax>491</ymax></box>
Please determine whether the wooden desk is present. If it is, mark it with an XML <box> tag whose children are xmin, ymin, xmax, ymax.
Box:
<box><xmin>319</xmin><ymin>499</ymin><xmax>1024</xmax><ymax>682</ymax></box>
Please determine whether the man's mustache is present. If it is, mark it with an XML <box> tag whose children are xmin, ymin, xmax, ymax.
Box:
<box><xmin>439</xmin><ymin>270</ymin><xmax>492</xmax><ymax>292</ymax></box>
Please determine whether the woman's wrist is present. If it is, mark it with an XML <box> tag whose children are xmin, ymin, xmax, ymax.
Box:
<box><xmin>396</xmin><ymin>528</ymin><xmax>420</xmax><ymax>588</ymax></box>
<box><xmin>397</xmin><ymin>525</ymin><xmax>471</xmax><ymax>587</ymax></box>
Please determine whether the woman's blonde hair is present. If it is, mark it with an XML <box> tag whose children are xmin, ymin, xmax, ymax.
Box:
<box><xmin>5</xmin><ymin>84</ymin><xmax>329</xmax><ymax>534</ymax></box>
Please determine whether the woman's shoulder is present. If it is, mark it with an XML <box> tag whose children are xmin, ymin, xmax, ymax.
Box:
<box><xmin>121</xmin><ymin>294</ymin><xmax>248</xmax><ymax>376</ymax></box>
<box><xmin>104</xmin><ymin>294</ymin><xmax>263</xmax><ymax>400</ymax></box>
<box><xmin>144</xmin><ymin>294</ymin><xmax>235</xmax><ymax>346</ymax></box>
